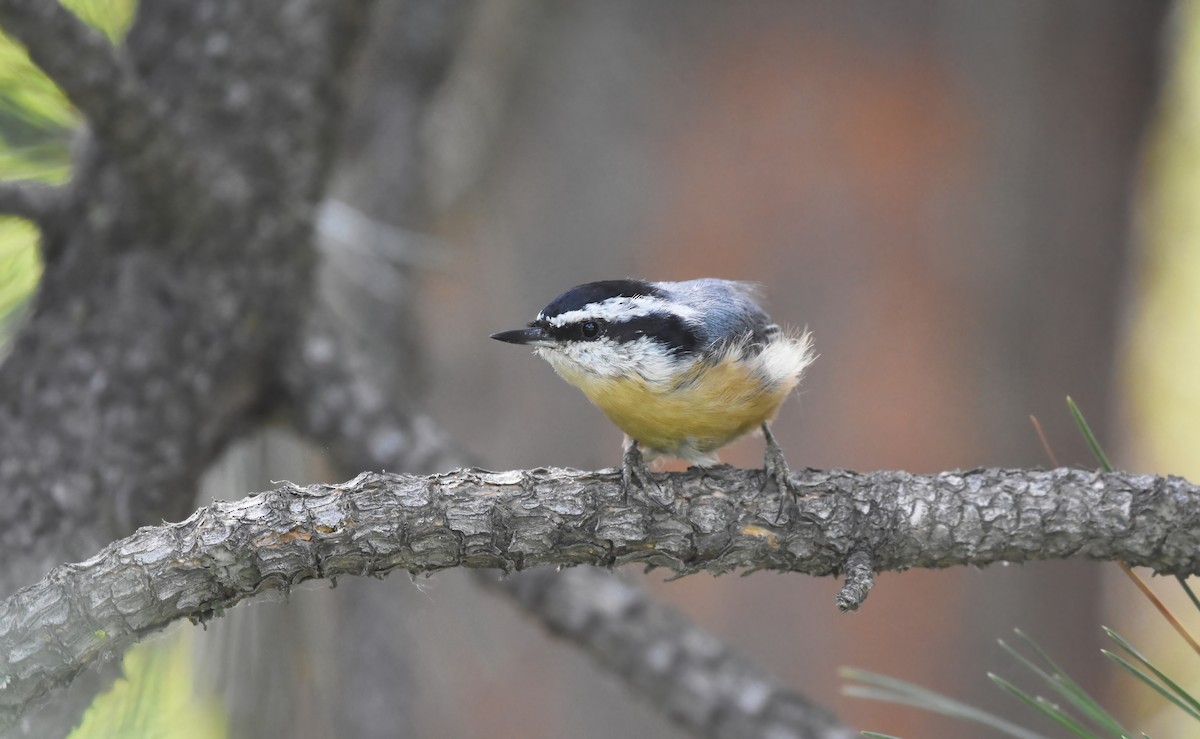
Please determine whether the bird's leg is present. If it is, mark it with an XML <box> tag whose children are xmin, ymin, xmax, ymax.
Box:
<box><xmin>622</xmin><ymin>439</ymin><xmax>668</xmax><ymax>506</ymax></box>
<box><xmin>761</xmin><ymin>422</ymin><xmax>795</xmax><ymax>523</ymax></box>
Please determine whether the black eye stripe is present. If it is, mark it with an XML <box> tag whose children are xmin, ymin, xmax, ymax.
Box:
<box><xmin>606</xmin><ymin>314</ymin><xmax>700</xmax><ymax>354</ymax></box>
<box><xmin>544</xmin><ymin>319</ymin><xmax>604</xmax><ymax>342</ymax></box>
<box><xmin>543</xmin><ymin>312</ymin><xmax>702</xmax><ymax>354</ymax></box>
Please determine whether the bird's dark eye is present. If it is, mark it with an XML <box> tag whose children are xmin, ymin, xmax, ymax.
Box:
<box><xmin>580</xmin><ymin>320</ymin><xmax>600</xmax><ymax>339</ymax></box>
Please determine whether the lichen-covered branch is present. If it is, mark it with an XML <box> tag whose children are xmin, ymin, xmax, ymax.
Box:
<box><xmin>484</xmin><ymin>567</ymin><xmax>856</xmax><ymax>739</ymax></box>
<box><xmin>0</xmin><ymin>180</ymin><xmax>62</xmax><ymax>225</ymax></box>
<box><xmin>1</xmin><ymin>465</ymin><xmax>1196</xmax><ymax>726</ymax></box>
<box><xmin>834</xmin><ymin>549</ymin><xmax>874</xmax><ymax>612</ymax></box>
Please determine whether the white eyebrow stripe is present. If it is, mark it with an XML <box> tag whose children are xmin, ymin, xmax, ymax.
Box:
<box><xmin>538</xmin><ymin>296</ymin><xmax>698</xmax><ymax>327</ymax></box>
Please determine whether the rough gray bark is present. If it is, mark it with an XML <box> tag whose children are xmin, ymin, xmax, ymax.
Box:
<box><xmin>0</xmin><ymin>0</ymin><xmax>370</xmax><ymax>602</ymax></box>
<box><xmin>486</xmin><ymin>567</ymin><xmax>856</xmax><ymax>739</ymax></box>
<box><xmin>2</xmin><ymin>465</ymin><xmax>1195</xmax><ymax>728</ymax></box>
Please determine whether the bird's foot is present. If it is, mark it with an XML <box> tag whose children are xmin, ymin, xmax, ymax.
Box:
<box><xmin>760</xmin><ymin>423</ymin><xmax>795</xmax><ymax>524</ymax></box>
<box><xmin>622</xmin><ymin>441</ymin><xmax>670</xmax><ymax>508</ymax></box>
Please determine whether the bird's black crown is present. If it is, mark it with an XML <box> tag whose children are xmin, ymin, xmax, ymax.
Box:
<box><xmin>539</xmin><ymin>279</ymin><xmax>664</xmax><ymax>319</ymax></box>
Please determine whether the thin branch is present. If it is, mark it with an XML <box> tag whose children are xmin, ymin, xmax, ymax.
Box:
<box><xmin>484</xmin><ymin>567</ymin><xmax>856</xmax><ymax>739</ymax></box>
<box><xmin>1116</xmin><ymin>561</ymin><xmax>1200</xmax><ymax>656</ymax></box>
<box><xmin>0</xmin><ymin>180</ymin><xmax>63</xmax><ymax>224</ymax></box>
<box><xmin>282</xmin><ymin>307</ymin><xmax>464</xmax><ymax>475</ymax></box>
<box><xmin>836</xmin><ymin>549</ymin><xmax>874</xmax><ymax>612</ymax></box>
<box><xmin>1</xmin><ymin>465</ymin><xmax>1197</xmax><ymax>726</ymax></box>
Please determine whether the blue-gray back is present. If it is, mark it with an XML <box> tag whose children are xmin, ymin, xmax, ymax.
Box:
<box><xmin>655</xmin><ymin>279</ymin><xmax>776</xmax><ymax>349</ymax></box>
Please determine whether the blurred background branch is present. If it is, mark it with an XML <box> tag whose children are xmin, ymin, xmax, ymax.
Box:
<box><xmin>483</xmin><ymin>567</ymin><xmax>856</xmax><ymax>739</ymax></box>
<box><xmin>0</xmin><ymin>179</ymin><xmax>58</xmax><ymax>224</ymax></box>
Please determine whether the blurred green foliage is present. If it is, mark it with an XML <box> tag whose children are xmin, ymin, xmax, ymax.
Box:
<box><xmin>70</xmin><ymin>632</ymin><xmax>228</xmax><ymax>739</ymax></box>
<box><xmin>1129</xmin><ymin>0</ymin><xmax>1200</xmax><ymax>484</ymax></box>
<box><xmin>0</xmin><ymin>217</ymin><xmax>39</xmax><ymax>335</ymax></box>
<box><xmin>61</xmin><ymin>0</ymin><xmax>136</xmax><ymax>44</ymax></box>
<box><xmin>0</xmin><ymin>0</ymin><xmax>134</xmax><ymax>344</ymax></box>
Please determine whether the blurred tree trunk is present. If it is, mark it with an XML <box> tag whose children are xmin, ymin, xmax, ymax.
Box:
<box><xmin>0</xmin><ymin>0</ymin><xmax>371</xmax><ymax>734</ymax></box>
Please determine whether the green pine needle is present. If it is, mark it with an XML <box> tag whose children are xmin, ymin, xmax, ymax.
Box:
<box><xmin>1103</xmin><ymin>627</ymin><xmax>1200</xmax><ymax>718</ymax></box>
<box><xmin>841</xmin><ymin>668</ymin><xmax>1049</xmax><ymax>739</ymax></box>
<box><xmin>999</xmin><ymin>630</ymin><xmax>1131</xmax><ymax>737</ymax></box>
<box><xmin>1175</xmin><ymin>575</ymin><xmax>1200</xmax><ymax>615</ymax></box>
<box><xmin>1066</xmin><ymin>398</ymin><xmax>1200</xmax><ymax>615</ymax></box>
<box><xmin>1101</xmin><ymin>650</ymin><xmax>1200</xmax><ymax>722</ymax></box>
<box><xmin>1066</xmin><ymin>396</ymin><xmax>1113</xmax><ymax>472</ymax></box>
<box><xmin>988</xmin><ymin>673</ymin><xmax>1096</xmax><ymax>738</ymax></box>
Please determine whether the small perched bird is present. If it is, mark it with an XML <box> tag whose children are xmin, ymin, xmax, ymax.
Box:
<box><xmin>491</xmin><ymin>278</ymin><xmax>814</xmax><ymax>512</ymax></box>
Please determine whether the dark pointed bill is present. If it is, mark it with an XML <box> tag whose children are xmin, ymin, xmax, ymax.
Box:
<box><xmin>490</xmin><ymin>326</ymin><xmax>550</xmax><ymax>345</ymax></box>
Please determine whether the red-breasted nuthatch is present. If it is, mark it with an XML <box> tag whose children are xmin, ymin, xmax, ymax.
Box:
<box><xmin>491</xmin><ymin>278</ymin><xmax>814</xmax><ymax>511</ymax></box>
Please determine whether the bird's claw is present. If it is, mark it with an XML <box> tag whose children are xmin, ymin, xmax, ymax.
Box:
<box><xmin>622</xmin><ymin>442</ymin><xmax>670</xmax><ymax>508</ymax></box>
<box><xmin>760</xmin><ymin>423</ymin><xmax>796</xmax><ymax>524</ymax></box>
